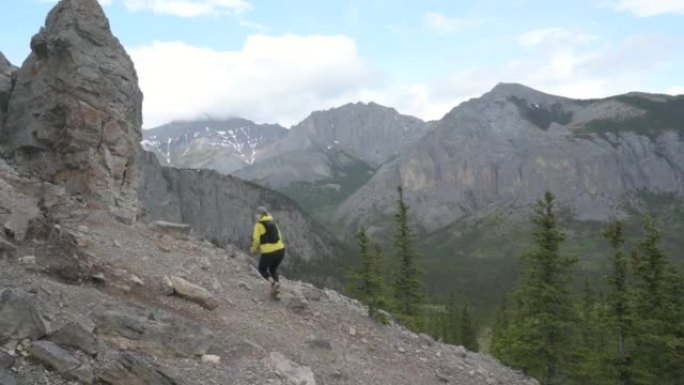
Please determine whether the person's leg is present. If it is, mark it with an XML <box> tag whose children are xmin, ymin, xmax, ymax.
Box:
<box><xmin>258</xmin><ymin>253</ymin><xmax>272</xmax><ymax>281</ymax></box>
<box><xmin>267</xmin><ymin>249</ymin><xmax>285</xmax><ymax>283</ymax></box>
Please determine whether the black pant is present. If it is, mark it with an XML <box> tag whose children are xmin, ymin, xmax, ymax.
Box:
<box><xmin>258</xmin><ymin>248</ymin><xmax>285</xmax><ymax>282</ymax></box>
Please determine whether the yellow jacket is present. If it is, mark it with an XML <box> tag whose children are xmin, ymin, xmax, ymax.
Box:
<box><xmin>251</xmin><ymin>214</ymin><xmax>285</xmax><ymax>254</ymax></box>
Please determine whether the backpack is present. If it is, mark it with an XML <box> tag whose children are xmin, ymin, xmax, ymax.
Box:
<box><xmin>259</xmin><ymin>220</ymin><xmax>280</xmax><ymax>244</ymax></box>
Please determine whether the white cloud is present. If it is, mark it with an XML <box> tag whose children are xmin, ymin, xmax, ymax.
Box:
<box><xmin>518</xmin><ymin>27</ymin><xmax>597</xmax><ymax>47</ymax></box>
<box><xmin>130</xmin><ymin>35</ymin><xmax>376</xmax><ymax>127</ymax></box>
<box><xmin>42</xmin><ymin>0</ymin><xmax>112</xmax><ymax>4</ymax></box>
<box><xmin>603</xmin><ymin>0</ymin><xmax>684</xmax><ymax>17</ymax></box>
<box><xmin>123</xmin><ymin>0</ymin><xmax>251</xmax><ymax>17</ymax></box>
<box><xmin>423</xmin><ymin>12</ymin><xmax>474</xmax><ymax>34</ymax></box>
<box><xmin>667</xmin><ymin>86</ymin><xmax>684</xmax><ymax>95</ymax></box>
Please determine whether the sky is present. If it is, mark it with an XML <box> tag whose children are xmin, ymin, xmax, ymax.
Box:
<box><xmin>1</xmin><ymin>0</ymin><xmax>684</xmax><ymax>128</ymax></box>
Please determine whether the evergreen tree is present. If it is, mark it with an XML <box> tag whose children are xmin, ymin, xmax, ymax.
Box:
<box><xmin>603</xmin><ymin>220</ymin><xmax>633</xmax><ymax>385</ymax></box>
<box><xmin>391</xmin><ymin>185</ymin><xmax>425</xmax><ymax>332</ymax></box>
<box><xmin>496</xmin><ymin>192</ymin><xmax>578</xmax><ymax>385</ymax></box>
<box><xmin>571</xmin><ymin>279</ymin><xmax>609</xmax><ymax>385</ymax></box>
<box><xmin>490</xmin><ymin>295</ymin><xmax>509</xmax><ymax>358</ymax></box>
<box><xmin>460</xmin><ymin>302</ymin><xmax>479</xmax><ymax>352</ymax></box>
<box><xmin>444</xmin><ymin>293</ymin><xmax>460</xmax><ymax>344</ymax></box>
<box><xmin>630</xmin><ymin>217</ymin><xmax>684</xmax><ymax>384</ymax></box>
<box><xmin>347</xmin><ymin>228</ymin><xmax>389</xmax><ymax>324</ymax></box>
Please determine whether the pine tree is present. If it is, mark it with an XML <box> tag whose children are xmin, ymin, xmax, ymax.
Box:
<box><xmin>496</xmin><ymin>192</ymin><xmax>578</xmax><ymax>385</ymax></box>
<box><xmin>630</xmin><ymin>217</ymin><xmax>684</xmax><ymax>384</ymax></box>
<box><xmin>347</xmin><ymin>228</ymin><xmax>389</xmax><ymax>324</ymax></box>
<box><xmin>603</xmin><ymin>220</ymin><xmax>633</xmax><ymax>385</ymax></box>
<box><xmin>490</xmin><ymin>295</ymin><xmax>509</xmax><ymax>358</ymax></box>
<box><xmin>391</xmin><ymin>185</ymin><xmax>425</xmax><ymax>332</ymax></box>
<box><xmin>460</xmin><ymin>302</ymin><xmax>479</xmax><ymax>352</ymax></box>
<box><xmin>444</xmin><ymin>293</ymin><xmax>460</xmax><ymax>344</ymax></box>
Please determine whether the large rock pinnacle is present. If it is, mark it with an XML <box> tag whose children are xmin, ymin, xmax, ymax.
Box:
<box><xmin>1</xmin><ymin>0</ymin><xmax>143</xmax><ymax>220</ymax></box>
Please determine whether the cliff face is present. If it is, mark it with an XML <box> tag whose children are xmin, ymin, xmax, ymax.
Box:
<box><xmin>138</xmin><ymin>151</ymin><xmax>350</xmax><ymax>284</ymax></box>
<box><xmin>337</xmin><ymin>84</ymin><xmax>684</xmax><ymax>232</ymax></box>
<box><xmin>0</xmin><ymin>0</ymin><xmax>143</xmax><ymax>221</ymax></box>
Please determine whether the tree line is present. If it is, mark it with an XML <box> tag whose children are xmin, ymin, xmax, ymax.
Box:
<box><xmin>347</xmin><ymin>188</ymin><xmax>684</xmax><ymax>385</ymax></box>
<box><xmin>346</xmin><ymin>186</ymin><xmax>478</xmax><ymax>351</ymax></box>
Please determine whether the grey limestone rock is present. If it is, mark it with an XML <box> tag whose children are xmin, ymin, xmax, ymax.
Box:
<box><xmin>98</xmin><ymin>352</ymin><xmax>180</xmax><ymax>385</ymax></box>
<box><xmin>93</xmin><ymin>302</ymin><xmax>213</xmax><ymax>358</ymax></box>
<box><xmin>0</xmin><ymin>289</ymin><xmax>46</xmax><ymax>343</ymax></box>
<box><xmin>48</xmin><ymin>322</ymin><xmax>99</xmax><ymax>356</ymax></box>
<box><xmin>167</xmin><ymin>275</ymin><xmax>219</xmax><ymax>310</ymax></box>
<box><xmin>28</xmin><ymin>340</ymin><xmax>94</xmax><ymax>384</ymax></box>
<box><xmin>267</xmin><ymin>352</ymin><xmax>316</xmax><ymax>385</ymax></box>
<box><xmin>337</xmin><ymin>83</ymin><xmax>684</xmax><ymax>231</ymax></box>
<box><xmin>1</xmin><ymin>0</ymin><xmax>143</xmax><ymax>221</ymax></box>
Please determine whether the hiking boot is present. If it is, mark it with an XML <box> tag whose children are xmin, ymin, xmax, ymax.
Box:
<box><xmin>271</xmin><ymin>282</ymin><xmax>281</xmax><ymax>300</ymax></box>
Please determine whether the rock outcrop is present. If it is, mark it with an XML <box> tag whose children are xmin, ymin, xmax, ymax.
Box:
<box><xmin>0</xmin><ymin>0</ymin><xmax>143</xmax><ymax>221</ymax></box>
<box><xmin>0</xmin><ymin>53</ymin><xmax>16</xmax><ymax>132</ymax></box>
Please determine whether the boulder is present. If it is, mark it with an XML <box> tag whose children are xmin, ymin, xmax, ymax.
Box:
<box><xmin>28</xmin><ymin>340</ymin><xmax>94</xmax><ymax>384</ymax></box>
<box><xmin>1</xmin><ymin>0</ymin><xmax>143</xmax><ymax>220</ymax></box>
<box><xmin>267</xmin><ymin>352</ymin><xmax>316</xmax><ymax>385</ymax></box>
<box><xmin>98</xmin><ymin>352</ymin><xmax>180</xmax><ymax>385</ymax></box>
<box><xmin>0</xmin><ymin>368</ymin><xmax>16</xmax><ymax>385</ymax></box>
<box><xmin>48</xmin><ymin>322</ymin><xmax>99</xmax><ymax>356</ymax></box>
<box><xmin>93</xmin><ymin>302</ymin><xmax>213</xmax><ymax>357</ymax></box>
<box><xmin>152</xmin><ymin>221</ymin><xmax>191</xmax><ymax>239</ymax></box>
<box><xmin>167</xmin><ymin>276</ymin><xmax>218</xmax><ymax>310</ymax></box>
<box><xmin>0</xmin><ymin>289</ymin><xmax>46</xmax><ymax>342</ymax></box>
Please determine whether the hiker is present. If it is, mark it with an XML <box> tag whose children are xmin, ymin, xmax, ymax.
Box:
<box><xmin>250</xmin><ymin>206</ymin><xmax>286</xmax><ymax>299</ymax></box>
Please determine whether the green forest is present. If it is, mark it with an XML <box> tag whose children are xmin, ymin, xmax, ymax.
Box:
<box><xmin>346</xmin><ymin>188</ymin><xmax>684</xmax><ymax>385</ymax></box>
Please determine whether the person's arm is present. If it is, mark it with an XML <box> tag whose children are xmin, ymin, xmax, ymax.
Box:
<box><xmin>250</xmin><ymin>222</ymin><xmax>264</xmax><ymax>254</ymax></box>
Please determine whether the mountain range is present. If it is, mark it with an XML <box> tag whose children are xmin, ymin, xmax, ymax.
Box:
<box><xmin>143</xmin><ymin>83</ymin><xmax>684</xmax><ymax>311</ymax></box>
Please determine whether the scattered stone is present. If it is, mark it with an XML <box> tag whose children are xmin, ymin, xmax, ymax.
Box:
<box><xmin>287</xmin><ymin>297</ymin><xmax>311</xmax><ymax>317</ymax></box>
<box><xmin>112</xmin><ymin>240</ymin><xmax>121</xmax><ymax>248</ymax></box>
<box><xmin>398</xmin><ymin>346</ymin><xmax>406</xmax><ymax>354</ymax></box>
<box><xmin>238</xmin><ymin>281</ymin><xmax>251</xmax><ymax>291</ymax></box>
<box><xmin>29</xmin><ymin>340</ymin><xmax>94</xmax><ymax>384</ymax></box>
<box><xmin>167</xmin><ymin>276</ymin><xmax>219</xmax><ymax>310</ymax></box>
<box><xmin>0</xmin><ymin>349</ymin><xmax>14</xmax><ymax>369</ymax></box>
<box><xmin>93</xmin><ymin>302</ymin><xmax>213</xmax><ymax>357</ymax></box>
<box><xmin>19</xmin><ymin>255</ymin><xmax>35</xmax><ymax>265</ymax></box>
<box><xmin>348</xmin><ymin>327</ymin><xmax>357</xmax><ymax>336</ymax></box>
<box><xmin>453</xmin><ymin>345</ymin><xmax>467</xmax><ymax>358</ymax></box>
<box><xmin>3</xmin><ymin>205</ymin><xmax>40</xmax><ymax>243</ymax></box>
<box><xmin>419</xmin><ymin>333</ymin><xmax>434</xmax><ymax>346</ymax></box>
<box><xmin>200</xmin><ymin>354</ymin><xmax>220</xmax><ymax>365</ymax></box>
<box><xmin>152</xmin><ymin>221</ymin><xmax>191</xmax><ymax>239</ymax></box>
<box><xmin>300</xmin><ymin>286</ymin><xmax>323</xmax><ymax>302</ymax></box>
<box><xmin>77</xmin><ymin>225</ymin><xmax>90</xmax><ymax>233</ymax></box>
<box><xmin>128</xmin><ymin>274</ymin><xmax>144</xmax><ymax>286</ymax></box>
<box><xmin>435</xmin><ymin>369</ymin><xmax>450</xmax><ymax>383</ymax></box>
<box><xmin>0</xmin><ymin>288</ymin><xmax>46</xmax><ymax>342</ymax></box>
<box><xmin>267</xmin><ymin>352</ymin><xmax>316</xmax><ymax>385</ymax></box>
<box><xmin>0</xmin><ymin>368</ymin><xmax>16</xmax><ymax>385</ymax></box>
<box><xmin>306</xmin><ymin>339</ymin><xmax>332</xmax><ymax>351</ymax></box>
<box><xmin>98</xmin><ymin>352</ymin><xmax>179</xmax><ymax>385</ymax></box>
<box><xmin>48</xmin><ymin>322</ymin><xmax>99</xmax><ymax>356</ymax></box>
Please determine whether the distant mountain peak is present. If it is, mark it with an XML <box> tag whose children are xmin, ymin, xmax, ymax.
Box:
<box><xmin>486</xmin><ymin>82</ymin><xmax>564</xmax><ymax>101</ymax></box>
